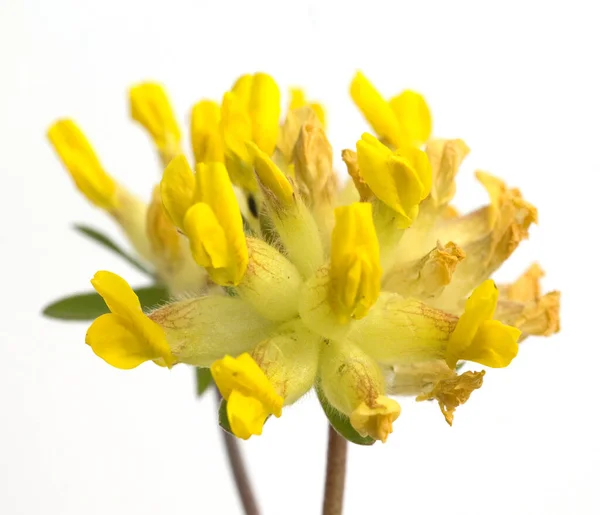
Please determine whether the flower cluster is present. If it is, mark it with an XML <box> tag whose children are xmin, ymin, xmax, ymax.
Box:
<box><xmin>47</xmin><ymin>71</ymin><xmax>560</xmax><ymax>443</ymax></box>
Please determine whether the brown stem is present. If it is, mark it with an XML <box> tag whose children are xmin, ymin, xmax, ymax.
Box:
<box><xmin>322</xmin><ymin>424</ymin><xmax>348</xmax><ymax>515</ymax></box>
<box><xmin>215</xmin><ymin>388</ymin><xmax>260</xmax><ymax>515</ymax></box>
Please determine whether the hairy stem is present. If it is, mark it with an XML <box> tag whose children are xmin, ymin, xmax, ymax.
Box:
<box><xmin>215</xmin><ymin>388</ymin><xmax>260</xmax><ymax>515</ymax></box>
<box><xmin>322</xmin><ymin>424</ymin><xmax>348</xmax><ymax>515</ymax></box>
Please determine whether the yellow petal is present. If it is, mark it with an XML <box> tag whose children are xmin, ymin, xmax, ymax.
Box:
<box><xmin>160</xmin><ymin>154</ymin><xmax>196</xmax><ymax>229</ymax></box>
<box><xmin>221</xmin><ymin>91</ymin><xmax>253</xmax><ymax>162</ymax></box>
<box><xmin>86</xmin><ymin>313</ymin><xmax>165</xmax><ymax>369</ymax></box>
<box><xmin>446</xmin><ymin>280</ymin><xmax>520</xmax><ymax>368</ymax></box>
<box><xmin>389</xmin><ymin>90</ymin><xmax>432</xmax><ymax>147</ymax></box>
<box><xmin>91</xmin><ymin>270</ymin><xmax>143</xmax><ymax>318</ymax></box>
<box><xmin>227</xmin><ymin>390</ymin><xmax>271</xmax><ymax>439</ymax></box>
<box><xmin>356</xmin><ymin>133</ymin><xmax>431</xmax><ymax>227</ymax></box>
<box><xmin>88</xmin><ymin>271</ymin><xmax>174</xmax><ymax>369</ymax></box>
<box><xmin>129</xmin><ymin>82</ymin><xmax>181</xmax><ymax>162</ymax></box>
<box><xmin>190</xmin><ymin>100</ymin><xmax>224</xmax><ymax>164</ymax></box>
<box><xmin>350</xmin><ymin>396</ymin><xmax>401</xmax><ymax>443</ymax></box>
<box><xmin>464</xmin><ymin>320</ymin><xmax>520</xmax><ymax>368</ymax></box>
<box><xmin>195</xmin><ymin>162</ymin><xmax>248</xmax><ymax>284</ymax></box>
<box><xmin>350</xmin><ymin>71</ymin><xmax>403</xmax><ymax>148</ymax></box>
<box><xmin>231</xmin><ymin>74</ymin><xmax>253</xmax><ymax>106</ymax></box>
<box><xmin>211</xmin><ymin>353</ymin><xmax>283</xmax><ymax>439</ymax></box>
<box><xmin>183</xmin><ymin>202</ymin><xmax>229</xmax><ymax>269</ymax></box>
<box><xmin>248</xmin><ymin>72</ymin><xmax>281</xmax><ymax>155</ymax></box>
<box><xmin>47</xmin><ymin>119</ymin><xmax>117</xmax><ymax>210</ymax></box>
<box><xmin>329</xmin><ymin>203</ymin><xmax>381</xmax><ymax>322</ymax></box>
<box><xmin>246</xmin><ymin>141</ymin><xmax>294</xmax><ymax>206</ymax></box>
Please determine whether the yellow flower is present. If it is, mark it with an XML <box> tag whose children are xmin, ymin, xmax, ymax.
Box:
<box><xmin>161</xmin><ymin>155</ymin><xmax>248</xmax><ymax>285</ymax></box>
<box><xmin>350</xmin><ymin>70</ymin><xmax>431</xmax><ymax>149</ymax></box>
<box><xmin>211</xmin><ymin>353</ymin><xmax>284</xmax><ymax>439</ymax></box>
<box><xmin>86</xmin><ymin>271</ymin><xmax>175</xmax><ymax>369</ymax></box>
<box><xmin>445</xmin><ymin>280</ymin><xmax>521</xmax><ymax>369</ymax></box>
<box><xmin>47</xmin><ymin>119</ymin><xmax>155</xmax><ymax>263</ymax></box>
<box><xmin>129</xmin><ymin>82</ymin><xmax>182</xmax><ymax>165</ymax></box>
<box><xmin>356</xmin><ymin>132</ymin><xmax>432</xmax><ymax>227</ymax></box>
<box><xmin>190</xmin><ymin>100</ymin><xmax>224</xmax><ymax>164</ymax></box>
<box><xmin>220</xmin><ymin>72</ymin><xmax>281</xmax><ymax>191</ymax></box>
<box><xmin>47</xmin><ymin>119</ymin><xmax>117</xmax><ymax>211</ymax></box>
<box><xmin>329</xmin><ymin>202</ymin><xmax>381</xmax><ymax>322</ymax></box>
<box><xmin>51</xmin><ymin>71</ymin><xmax>560</xmax><ymax>441</ymax></box>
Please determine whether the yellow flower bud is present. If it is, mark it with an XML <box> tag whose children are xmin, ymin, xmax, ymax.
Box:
<box><xmin>86</xmin><ymin>271</ymin><xmax>175</xmax><ymax>369</ymax></box>
<box><xmin>47</xmin><ymin>119</ymin><xmax>118</xmax><ymax>211</ymax></box>
<box><xmin>356</xmin><ymin>133</ymin><xmax>432</xmax><ymax>227</ymax></box>
<box><xmin>319</xmin><ymin>340</ymin><xmax>400</xmax><ymax>442</ymax></box>
<box><xmin>190</xmin><ymin>100</ymin><xmax>224</xmax><ymax>164</ymax></box>
<box><xmin>129</xmin><ymin>82</ymin><xmax>182</xmax><ymax>165</ymax></box>
<box><xmin>329</xmin><ymin>203</ymin><xmax>381</xmax><ymax>322</ymax></box>
<box><xmin>446</xmin><ymin>280</ymin><xmax>520</xmax><ymax>369</ymax></box>
<box><xmin>211</xmin><ymin>353</ymin><xmax>283</xmax><ymax>440</ymax></box>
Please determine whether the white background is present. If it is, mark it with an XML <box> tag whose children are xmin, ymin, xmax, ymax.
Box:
<box><xmin>1</xmin><ymin>0</ymin><xmax>598</xmax><ymax>513</ymax></box>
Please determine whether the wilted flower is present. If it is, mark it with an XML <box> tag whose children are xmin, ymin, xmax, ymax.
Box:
<box><xmin>46</xmin><ymin>70</ymin><xmax>560</xmax><ymax>444</ymax></box>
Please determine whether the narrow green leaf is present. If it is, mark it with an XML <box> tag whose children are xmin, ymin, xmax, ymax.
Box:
<box><xmin>456</xmin><ymin>362</ymin><xmax>466</xmax><ymax>373</ymax></box>
<box><xmin>195</xmin><ymin>368</ymin><xmax>213</xmax><ymax>396</ymax></box>
<box><xmin>218</xmin><ymin>399</ymin><xmax>234</xmax><ymax>435</ymax></box>
<box><xmin>42</xmin><ymin>285</ymin><xmax>169</xmax><ymax>321</ymax></box>
<box><xmin>315</xmin><ymin>382</ymin><xmax>375</xmax><ymax>446</ymax></box>
<box><xmin>73</xmin><ymin>224</ymin><xmax>153</xmax><ymax>277</ymax></box>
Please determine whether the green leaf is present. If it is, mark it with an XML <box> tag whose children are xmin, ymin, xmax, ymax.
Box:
<box><xmin>315</xmin><ymin>382</ymin><xmax>375</xmax><ymax>446</ymax></box>
<box><xmin>74</xmin><ymin>224</ymin><xmax>153</xmax><ymax>277</ymax></box>
<box><xmin>456</xmin><ymin>361</ymin><xmax>466</xmax><ymax>373</ymax></box>
<box><xmin>218</xmin><ymin>399</ymin><xmax>234</xmax><ymax>435</ymax></box>
<box><xmin>195</xmin><ymin>368</ymin><xmax>213</xmax><ymax>396</ymax></box>
<box><xmin>42</xmin><ymin>285</ymin><xmax>169</xmax><ymax>321</ymax></box>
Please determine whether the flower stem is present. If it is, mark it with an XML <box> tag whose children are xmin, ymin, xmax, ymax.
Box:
<box><xmin>322</xmin><ymin>424</ymin><xmax>348</xmax><ymax>515</ymax></box>
<box><xmin>215</xmin><ymin>388</ymin><xmax>260</xmax><ymax>515</ymax></box>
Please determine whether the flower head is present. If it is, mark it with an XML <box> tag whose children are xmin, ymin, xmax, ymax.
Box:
<box><xmin>49</xmin><ymin>71</ymin><xmax>560</xmax><ymax>443</ymax></box>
